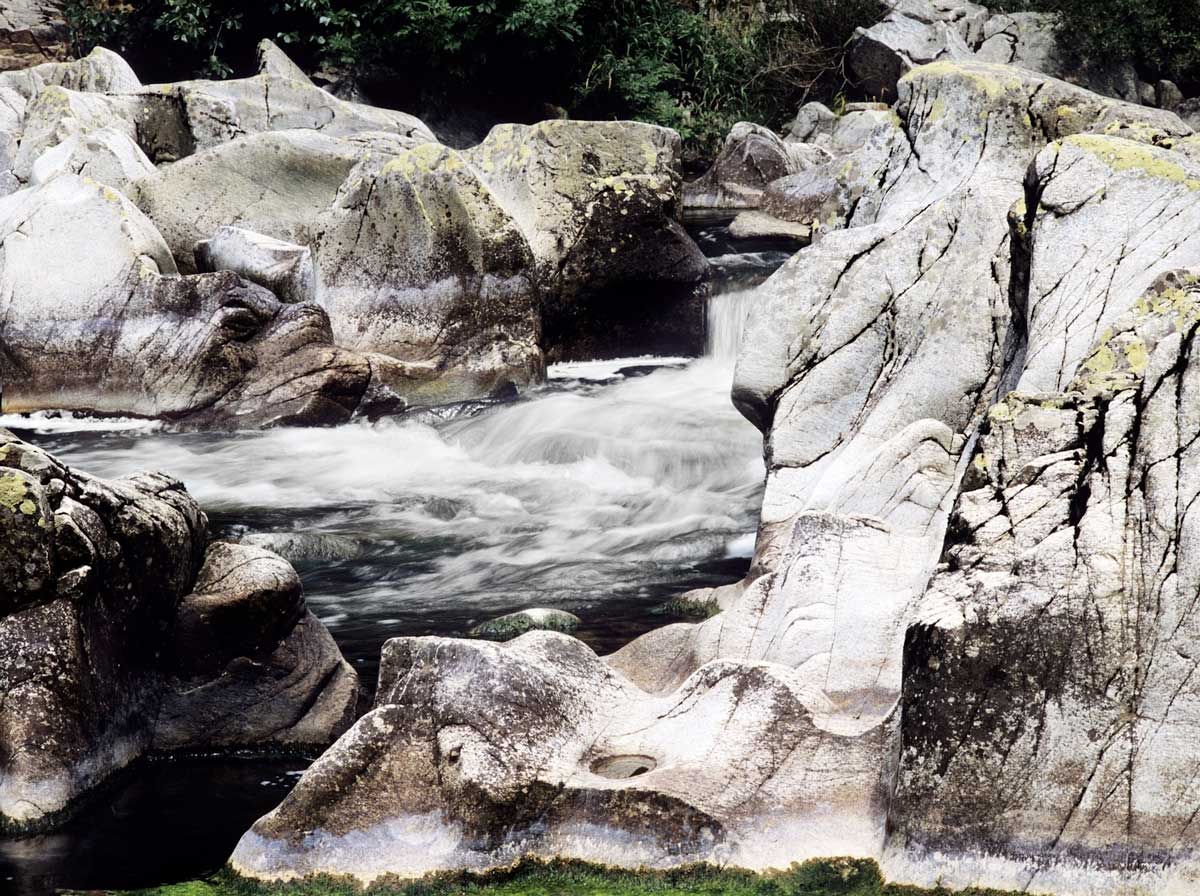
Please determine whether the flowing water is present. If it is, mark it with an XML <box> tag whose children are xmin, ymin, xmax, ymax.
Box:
<box><xmin>0</xmin><ymin>226</ymin><xmax>784</xmax><ymax>894</ymax></box>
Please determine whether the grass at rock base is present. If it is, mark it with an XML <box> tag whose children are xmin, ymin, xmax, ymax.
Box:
<box><xmin>101</xmin><ymin>857</ymin><xmax>1030</xmax><ymax>896</ymax></box>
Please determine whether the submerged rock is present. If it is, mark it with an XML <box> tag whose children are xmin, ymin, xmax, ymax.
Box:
<box><xmin>468</xmin><ymin>608</ymin><xmax>581</xmax><ymax>641</ymax></box>
<box><xmin>0</xmin><ymin>431</ymin><xmax>355</xmax><ymax>831</ymax></box>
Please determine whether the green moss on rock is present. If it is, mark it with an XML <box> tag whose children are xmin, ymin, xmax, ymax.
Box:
<box><xmin>103</xmin><ymin>857</ymin><xmax>1033</xmax><ymax>896</ymax></box>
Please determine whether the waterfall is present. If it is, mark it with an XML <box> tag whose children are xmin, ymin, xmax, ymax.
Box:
<box><xmin>706</xmin><ymin>287</ymin><xmax>758</xmax><ymax>363</ymax></box>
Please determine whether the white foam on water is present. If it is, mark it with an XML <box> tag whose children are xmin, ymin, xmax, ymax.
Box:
<box><xmin>0</xmin><ymin>411</ymin><xmax>162</xmax><ymax>433</ymax></box>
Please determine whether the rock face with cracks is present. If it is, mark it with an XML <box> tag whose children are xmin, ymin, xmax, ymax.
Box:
<box><xmin>0</xmin><ymin>430</ymin><xmax>355</xmax><ymax>831</ymax></box>
<box><xmin>890</xmin><ymin>272</ymin><xmax>1200</xmax><ymax>894</ymax></box>
<box><xmin>232</xmin><ymin>59</ymin><xmax>1200</xmax><ymax>895</ymax></box>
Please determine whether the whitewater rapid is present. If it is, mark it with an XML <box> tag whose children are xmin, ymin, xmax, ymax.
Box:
<box><xmin>13</xmin><ymin>287</ymin><xmax>765</xmax><ymax>671</ymax></box>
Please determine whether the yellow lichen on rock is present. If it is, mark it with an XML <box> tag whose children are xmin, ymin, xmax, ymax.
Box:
<box><xmin>1065</xmin><ymin>134</ymin><xmax>1200</xmax><ymax>190</ymax></box>
<box><xmin>0</xmin><ymin>472</ymin><xmax>30</xmax><ymax>512</ymax></box>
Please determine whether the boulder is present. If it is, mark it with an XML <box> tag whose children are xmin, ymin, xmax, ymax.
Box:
<box><xmin>232</xmin><ymin>632</ymin><xmax>884</xmax><ymax>881</ymax></box>
<box><xmin>0</xmin><ymin>431</ymin><xmax>355</xmax><ymax>831</ymax></box>
<box><xmin>468</xmin><ymin>608</ymin><xmax>581</xmax><ymax>641</ymax></box>
<box><xmin>847</xmin><ymin>0</ymin><xmax>978</xmax><ymax>101</ymax></box>
<box><xmin>153</xmin><ymin>542</ymin><xmax>358</xmax><ymax>751</ymax></box>
<box><xmin>683</xmin><ymin>121</ymin><xmax>830</xmax><ymax>208</ymax></box>
<box><xmin>256</xmin><ymin>38</ymin><xmax>313</xmax><ymax>84</ymax></box>
<box><xmin>887</xmin><ymin>272</ymin><xmax>1200</xmax><ymax>894</ymax></box>
<box><xmin>760</xmin><ymin>169</ymin><xmax>847</xmax><ymax>228</ymax></box>
<box><xmin>1158</xmin><ymin>79</ymin><xmax>1185</xmax><ymax>113</ymax></box>
<box><xmin>786</xmin><ymin>101</ymin><xmax>837</xmax><ymax>143</ymax></box>
<box><xmin>312</xmin><ymin>141</ymin><xmax>543</xmax><ymax>402</ymax></box>
<box><xmin>0</xmin><ymin>175</ymin><xmax>379</xmax><ymax>428</ymax></box>
<box><xmin>130</xmin><ymin>129</ymin><xmax>369</xmax><ymax>271</ymax></box>
<box><xmin>466</xmin><ymin>120</ymin><xmax>709</xmax><ymax>360</ymax></box>
<box><xmin>0</xmin><ymin>46</ymin><xmax>152</xmax><ymax>182</ymax></box>
<box><xmin>1180</xmin><ymin>98</ymin><xmax>1200</xmax><ymax>132</ymax></box>
<box><xmin>145</xmin><ymin>67</ymin><xmax>434</xmax><ymax>153</ymax></box>
<box><xmin>851</xmin><ymin>1</ymin><xmax>1142</xmax><ymax>104</ymax></box>
<box><xmin>29</xmin><ymin>126</ymin><xmax>155</xmax><ymax>192</ymax></box>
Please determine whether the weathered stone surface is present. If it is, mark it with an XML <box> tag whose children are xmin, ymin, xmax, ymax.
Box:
<box><xmin>850</xmin><ymin>0</ymin><xmax>1142</xmax><ymax>104</ymax></box>
<box><xmin>887</xmin><ymin>272</ymin><xmax>1200</xmax><ymax>894</ymax></box>
<box><xmin>228</xmin><ymin>61</ymin><xmax>1200</xmax><ymax>888</ymax></box>
<box><xmin>1158</xmin><ymin>79</ymin><xmax>1185</xmax><ymax>113</ymax></box>
<box><xmin>684</xmin><ymin>121</ymin><xmax>830</xmax><ymax>208</ymax></box>
<box><xmin>759</xmin><ymin>169</ymin><xmax>846</xmax><ymax>227</ymax></box>
<box><xmin>1017</xmin><ymin>134</ymin><xmax>1200</xmax><ymax>394</ymax></box>
<box><xmin>466</xmin><ymin>120</ymin><xmax>708</xmax><ymax>360</ymax></box>
<box><xmin>0</xmin><ymin>175</ymin><xmax>376</xmax><ymax>428</ymax></box>
<box><xmin>232</xmin><ymin>632</ymin><xmax>889</xmax><ymax>880</ymax></box>
<box><xmin>0</xmin><ymin>431</ymin><xmax>355</xmax><ymax>831</ymax></box>
<box><xmin>257</xmin><ymin>38</ymin><xmax>312</xmax><ymax>84</ymax></box>
<box><xmin>0</xmin><ymin>1</ymin><xmax>67</xmax><ymax>71</ymax></box>
<box><xmin>154</xmin><ymin>542</ymin><xmax>358</xmax><ymax>751</ymax></box>
<box><xmin>146</xmin><ymin>68</ymin><xmax>434</xmax><ymax>154</ymax></box>
<box><xmin>313</xmin><ymin>141</ymin><xmax>543</xmax><ymax>402</ymax></box>
<box><xmin>29</xmin><ymin>125</ymin><xmax>154</xmax><ymax>192</ymax></box>
<box><xmin>130</xmin><ymin>129</ymin><xmax>369</xmax><ymax>272</ymax></box>
<box><xmin>196</xmin><ymin>226</ymin><xmax>317</xmax><ymax>305</ymax></box>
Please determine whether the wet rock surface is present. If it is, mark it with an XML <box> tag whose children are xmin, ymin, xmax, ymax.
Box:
<box><xmin>0</xmin><ymin>430</ymin><xmax>354</xmax><ymax>831</ymax></box>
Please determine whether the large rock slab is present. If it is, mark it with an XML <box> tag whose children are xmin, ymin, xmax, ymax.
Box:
<box><xmin>232</xmin><ymin>632</ymin><xmax>889</xmax><ymax>881</ymax></box>
<box><xmin>0</xmin><ymin>431</ymin><xmax>355</xmax><ymax>830</ymax></box>
<box><xmin>887</xmin><ymin>272</ymin><xmax>1200</xmax><ymax>893</ymax></box>
<box><xmin>0</xmin><ymin>175</ymin><xmax>378</xmax><ymax>428</ymax></box>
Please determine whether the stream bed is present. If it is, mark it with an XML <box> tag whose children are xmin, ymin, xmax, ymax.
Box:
<box><xmin>0</xmin><ymin>225</ymin><xmax>787</xmax><ymax>894</ymax></box>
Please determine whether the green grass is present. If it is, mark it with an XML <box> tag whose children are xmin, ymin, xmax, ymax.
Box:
<box><xmin>107</xmin><ymin>858</ymin><xmax>1026</xmax><ymax>896</ymax></box>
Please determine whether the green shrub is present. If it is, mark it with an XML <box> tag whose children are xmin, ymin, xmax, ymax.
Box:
<box><xmin>60</xmin><ymin>0</ymin><xmax>884</xmax><ymax>158</ymax></box>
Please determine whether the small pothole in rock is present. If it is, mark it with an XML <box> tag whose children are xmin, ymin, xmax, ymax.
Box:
<box><xmin>589</xmin><ymin>754</ymin><xmax>657</xmax><ymax>779</ymax></box>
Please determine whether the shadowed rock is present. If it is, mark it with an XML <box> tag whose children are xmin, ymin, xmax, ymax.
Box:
<box><xmin>0</xmin><ymin>431</ymin><xmax>355</xmax><ymax>831</ymax></box>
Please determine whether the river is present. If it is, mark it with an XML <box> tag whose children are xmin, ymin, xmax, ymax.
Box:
<box><xmin>0</xmin><ymin>220</ymin><xmax>788</xmax><ymax>893</ymax></box>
